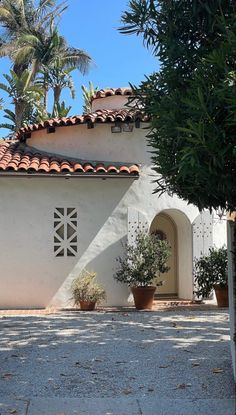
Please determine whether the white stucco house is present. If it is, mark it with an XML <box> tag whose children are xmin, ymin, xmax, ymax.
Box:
<box><xmin>0</xmin><ymin>87</ymin><xmax>227</xmax><ymax>308</ymax></box>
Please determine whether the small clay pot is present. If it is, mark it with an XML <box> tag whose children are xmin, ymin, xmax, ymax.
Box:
<box><xmin>79</xmin><ymin>301</ymin><xmax>96</xmax><ymax>311</ymax></box>
<box><xmin>131</xmin><ymin>286</ymin><xmax>156</xmax><ymax>310</ymax></box>
<box><xmin>214</xmin><ymin>285</ymin><xmax>228</xmax><ymax>307</ymax></box>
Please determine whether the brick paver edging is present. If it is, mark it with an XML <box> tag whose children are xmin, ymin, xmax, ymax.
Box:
<box><xmin>0</xmin><ymin>301</ymin><xmax>220</xmax><ymax>316</ymax></box>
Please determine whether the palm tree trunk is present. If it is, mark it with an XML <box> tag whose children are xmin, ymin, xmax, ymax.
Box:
<box><xmin>44</xmin><ymin>85</ymin><xmax>48</xmax><ymax>112</ymax></box>
<box><xmin>26</xmin><ymin>59</ymin><xmax>40</xmax><ymax>88</ymax></box>
<box><xmin>53</xmin><ymin>85</ymin><xmax>62</xmax><ymax>117</ymax></box>
<box><xmin>43</xmin><ymin>73</ymin><xmax>49</xmax><ymax>112</ymax></box>
<box><xmin>53</xmin><ymin>85</ymin><xmax>61</xmax><ymax>106</ymax></box>
<box><xmin>15</xmin><ymin>101</ymin><xmax>25</xmax><ymax>132</ymax></box>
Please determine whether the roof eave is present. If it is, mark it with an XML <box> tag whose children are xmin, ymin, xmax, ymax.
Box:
<box><xmin>17</xmin><ymin>117</ymin><xmax>151</xmax><ymax>141</ymax></box>
<box><xmin>0</xmin><ymin>172</ymin><xmax>140</xmax><ymax>179</ymax></box>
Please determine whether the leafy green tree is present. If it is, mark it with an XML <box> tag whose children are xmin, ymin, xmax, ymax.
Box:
<box><xmin>194</xmin><ymin>247</ymin><xmax>228</xmax><ymax>299</ymax></box>
<box><xmin>114</xmin><ymin>231</ymin><xmax>170</xmax><ymax>287</ymax></box>
<box><xmin>120</xmin><ymin>0</ymin><xmax>236</xmax><ymax>212</ymax></box>
<box><xmin>0</xmin><ymin>70</ymin><xmax>44</xmax><ymax>134</ymax></box>
<box><xmin>81</xmin><ymin>81</ymin><xmax>99</xmax><ymax>113</ymax></box>
<box><xmin>49</xmin><ymin>101</ymin><xmax>72</xmax><ymax>118</ymax></box>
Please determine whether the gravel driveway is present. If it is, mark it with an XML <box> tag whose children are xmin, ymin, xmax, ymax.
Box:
<box><xmin>0</xmin><ymin>309</ymin><xmax>234</xmax><ymax>414</ymax></box>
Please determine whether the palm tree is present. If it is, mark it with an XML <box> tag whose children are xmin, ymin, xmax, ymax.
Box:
<box><xmin>81</xmin><ymin>81</ymin><xmax>99</xmax><ymax>114</ymax></box>
<box><xmin>14</xmin><ymin>24</ymin><xmax>91</xmax><ymax>89</ymax></box>
<box><xmin>45</xmin><ymin>64</ymin><xmax>75</xmax><ymax>113</ymax></box>
<box><xmin>0</xmin><ymin>70</ymin><xmax>44</xmax><ymax>133</ymax></box>
<box><xmin>0</xmin><ymin>2</ymin><xmax>92</xmax><ymax>126</ymax></box>
<box><xmin>0</xmin><ymin>0</ymin><xmax>66</xmax><ymax>75</ymax></box>
<box><xmin>49</xmin><ymin>101</ymin><xmax>72</xmax><ymax>118</ymax></box>
<box><xmin>12</xmin><ymin>23</ymin><xmax>91</xmax><ymax>113</ymax></box>
<box><xmin>0</xmin><ymin>109</ymin><xmax>17</xmax><ymax>138</ymax></box>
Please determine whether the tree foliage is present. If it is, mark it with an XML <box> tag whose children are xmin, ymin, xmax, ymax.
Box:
<box><xmin>81</xmin><ymin>81</ymin><xmax>99</xmax><ymax>114</ymax></box>
<box><xmin>194</xmin><ymin>247</ymin><xmax>228</xmax><ymax>299</ymax></box>
<box><xmin>71</xmin><ymin>270</ymin><xmax>106</xmax><ymax>304</ymax></box>
<box><xmin>0</xmin><ymin>70</ymin><xmax>44</xmax><ymax>135</ymax></box>
<box><xmin>114</xmin><ymin>231</ymin><xmax>171</xmax><ymax>287</ymax></box>
<box><xmin>0</xmin><ymin>1</ymin><xmax>92</xmax><ymax>136</ymax></box>
<box><xmin>120</xmin><ymin>0</ymin><xmax>236</xmax><ymax>211</ymax></box>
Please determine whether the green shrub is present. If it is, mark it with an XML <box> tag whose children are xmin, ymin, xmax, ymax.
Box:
<box><xmin>114</xmin><ymin>230</ymin><xmax>171</xmax><ymax>287</ymax></box>
<box><xmin>194</xmin><ymin>247</ymin><xmax>228</xmax><ymax>299</ymax></box>
<box><xmin>71</xmin><ymin>270</ymin><xmax>106</xmax><ymax>305</ymax></box>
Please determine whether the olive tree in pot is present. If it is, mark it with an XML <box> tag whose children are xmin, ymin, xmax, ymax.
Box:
<box><xmin>114</xmin><ymin>230</ymin><xmax>171</xmax><ymax>310</ymax></box>
<box><xmin>194</xmin><ymin>247</ymin><xmax>228</xmax><ymax>307</ymax></box>
<box><xmin>71</xmin><ymin>270</ymin><xmax>106</xmax><ymax>311</ymax></box>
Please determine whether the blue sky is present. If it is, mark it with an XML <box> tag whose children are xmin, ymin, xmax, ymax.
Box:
<box><xmin>0</xmin><ymin>0</ymin><xmax>158</xmax><ymax>135</ymax></box>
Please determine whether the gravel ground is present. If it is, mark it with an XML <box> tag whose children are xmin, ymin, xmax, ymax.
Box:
<box><xmin>0</xmin><ymin>309</ymin><xmax>234</xmax><ymax>401</ymax></box>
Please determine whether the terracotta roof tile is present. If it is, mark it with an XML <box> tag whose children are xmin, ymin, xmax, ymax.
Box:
<box><xmin>92</xmin><ymin>88</ymin><xmax>132</xmax><ymax>101</ymax></box>
<box><xmin>0</xmin><ymin>141</ymin><xmax>140</xmax><ymax>178</ymax></box>
<box><xmin>16</xmin><ymin>109</ymin><xmax>149</xmax><ymax>140</ymax></box>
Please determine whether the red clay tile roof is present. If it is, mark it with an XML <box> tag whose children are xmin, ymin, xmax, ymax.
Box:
<box><xmin>0</xmin><ymin>141</ymin><xmax>140</xmax><ymax>177</ymax></box>
<box><xmin>92</xmin><ymin>88</ymin><xmax>132</xmax><ymax>101</ymax></box>
<box><xmin>16</xmin><ymin>109</ymin><xmax>149</xmax><ymax>140</ymax></box>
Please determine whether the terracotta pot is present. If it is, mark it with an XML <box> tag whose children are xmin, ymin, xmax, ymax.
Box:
<box><xmin>79</xmin><ymin>301</ymin><xmax>96</xmax><ymax>311</ymax></box>
<box><xmin>214</xmin><ymin>285</ymin><xmax>228</xmax><ymax>307</ymax></box>
<box><xmin>131</xmin><ymin>286</ymin><xmax>156</xmax><ymax>310</ymax></box>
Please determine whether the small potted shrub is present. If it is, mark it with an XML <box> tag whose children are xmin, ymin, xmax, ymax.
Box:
<box><xmin>194</xmin><ymin>246</ymin><xmax>228</xmax><ymax>307</ymax></box>
<box><xmin>71</xmin><ymin>270</ymin><xmax>106</xmax><ymax>311</ymax></box>
<box><xmin>114</xmin><ymin>230</ymin><xmax>171</xmax><ymax>310</ymax></box>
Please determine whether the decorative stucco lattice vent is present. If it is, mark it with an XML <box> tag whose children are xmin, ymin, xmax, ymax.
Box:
<box><xmin>128</xmin><ymin>207</ymin><xmax>149</xmax><ymax>247</ymax></box>
<box><xmin>192</xmin><ymin>211</ymin><xmax>213</xmax><ymax>259</ymax></box>
<box><xmin>53</xmin><ymin>208</ymin><xmax>78</xmax><ymax>257</ymax></box>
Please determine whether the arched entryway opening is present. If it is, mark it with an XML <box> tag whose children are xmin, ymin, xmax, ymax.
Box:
<box><xmin>150</xmin><ymin>213</ymin><xmax>177</xmax><ymax>296</ymax></box>
<box><xmin>150</xmin><ymin>209</ymin><xmax>193</xmax><ymax>299</ymax></box>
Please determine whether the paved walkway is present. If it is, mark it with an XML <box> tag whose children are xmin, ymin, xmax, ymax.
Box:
<box><xmin>0</xmin><ymin>309</ymin><xmax>235</xmax><ymax>414</ymax></box>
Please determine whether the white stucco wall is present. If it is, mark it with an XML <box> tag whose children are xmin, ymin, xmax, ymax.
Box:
<box><xmin>91</xmin><ymin>95</ymin><xmax>129</xmax><ymax>111</ymax></box>
<box><xmin>0</xmin><ymin>177</ymin><xmax>135</xmax><ymax>308</ymax></box>
<box><xmin>26</xmin><ymin>122</ymin><xmax>149</xmax><ymax>165</ymax></box>
<box><xmin>212</xmin><ymin>213</ymin><xmax>227</xmax><ymax>248</ymax></box>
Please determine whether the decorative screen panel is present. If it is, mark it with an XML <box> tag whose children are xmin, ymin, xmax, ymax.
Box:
<box><xmin>54</xmin><ymin>207</ymin><xmax>78</xmax><ymax>257</ymax></box>
<box><xmin>192</xmin><ymin>211</ymin><xmax>213</xmax><ymax>259</ymax></box>
<box><xmin>128</xmin><ymin>207</ymin><xmax>149</xmax><ymax>247</ymax></box>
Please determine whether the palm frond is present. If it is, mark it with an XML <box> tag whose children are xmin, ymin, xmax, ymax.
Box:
<box><xmin>3</xmin><ymin>108</ymin><xmax>15</xmax><ymax>120</ymax></box>
<box><xmin>0</xmin><ymin>122</ymin><xmax>15</xmax><ymax>131</ymax></box>
<box><xmin>0</xmin><ymin>7</ymin><xmax>13</xmax><ymax>23</ymax></box>
<box><xmin>0</xmin><ymin>42</ymin><xmax>15</xmax><ymax>57</ymax></box>
<box><xmin>62</xmin><ymin>48</ymin><xmax>92</xmax><ymax>74</ymax></box>
<box><xmin>17</xmin><ymin>33</ymin><xmax>42</xmax><ymax>47</ymax></box>
<box><xmin>13</xmin><ymin>45</ymin><xmax>34</xmax><ymax>65</ymax></box>
<box><xmin>0</xmin><ymin>82</ymin><xmax>10</xmax><ymax>93</ymax></box>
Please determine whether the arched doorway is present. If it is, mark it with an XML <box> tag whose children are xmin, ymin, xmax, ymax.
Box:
<box><xmin>150</xmin><ymin>213</ymin><xmax>178</xmax><ymax>296</ymax></box>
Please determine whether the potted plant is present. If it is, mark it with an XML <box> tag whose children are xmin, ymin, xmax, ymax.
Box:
<box><xmin>194</xmin><ymin>246</ymin><xmax>228</xmax><ymax>307</ymax></box>
<box><xmin>71</xmin><ymin>270</ymin><xmax>106</xmax><ymax>311</ymax></box>
<box><xmin>114</xmin><ymin>230</ymin><xmax>171</xmax><ymax>310</ymax></box>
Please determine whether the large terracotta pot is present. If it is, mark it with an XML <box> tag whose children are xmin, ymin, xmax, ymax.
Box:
<box><xmin>214</xmin><ymin>285</ymin><xmax>228</xmax><ymax>307</ymax></box>
<box><xmin>79</xmin><ymin>301</ymin><xmax>96</xmax><ymax>311</ymax></box>
<box><xmin>131</xmin><ymin>286</ymin><xmax>156</xmax><ymax>310</ymax></box>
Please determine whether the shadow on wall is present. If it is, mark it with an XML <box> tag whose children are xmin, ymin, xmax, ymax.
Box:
<box><xmin>79</xmin><ymin>236</ymin><xmax>129</xmax><ymax>307</ymax></box>
<box><xmin>47</xmin><ymin>182</ymin><xmax>133</xmax><ymax>309</ymax></box>
<box><xmin>0</xmin><ymin>179</ymin><xmax>134</xmax><ymax>309</ymax></box>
